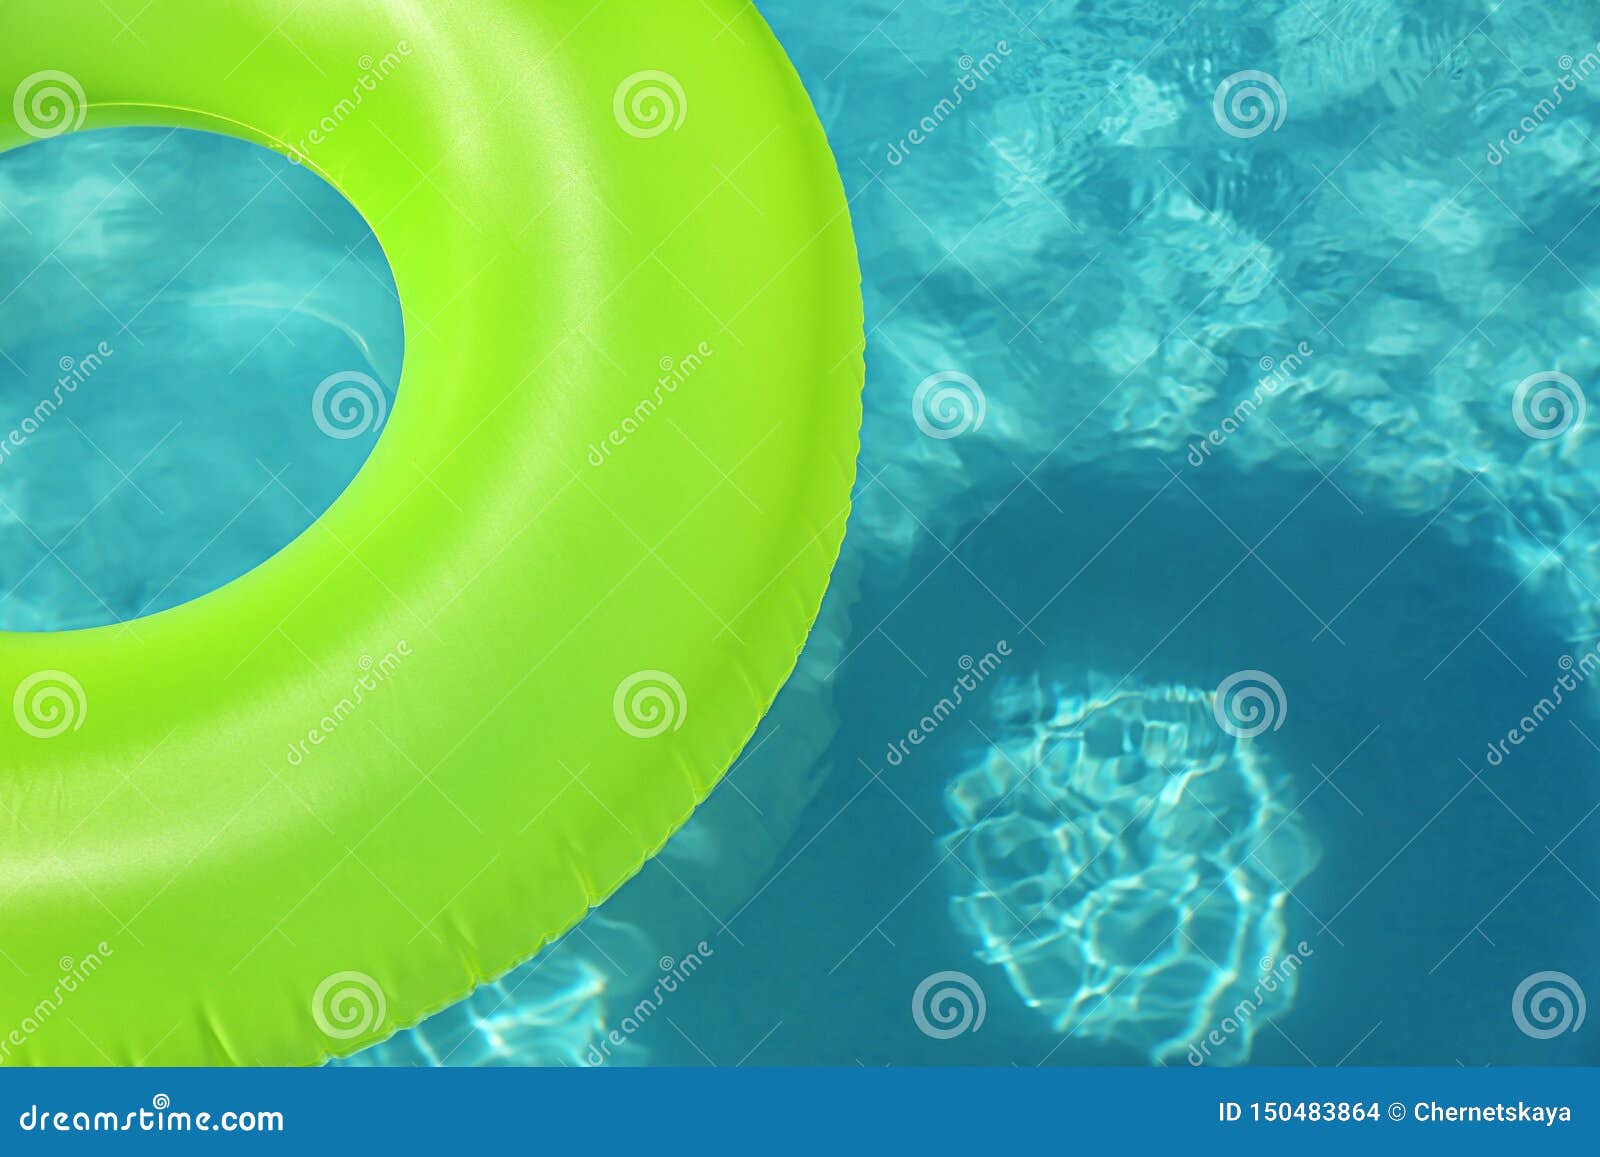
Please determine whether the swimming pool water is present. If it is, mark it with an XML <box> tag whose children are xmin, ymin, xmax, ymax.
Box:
<box><xmin>0</xmin><ymin>128</ymin><xmax>400</xmax><ymax>631</ymax></box>
<box><xmin>6</xmin><ymin>0</ymin><xmax>1600</xmax><ymax>1066</ymax></box>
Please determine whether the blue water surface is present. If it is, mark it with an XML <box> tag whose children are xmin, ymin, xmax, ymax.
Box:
<box><xmin>0</xmin><ymin>128</ymin><xmax>401</xmax><ymax>630</ymax></box>
<box><xmin>4</xmin><ymin>0</ymin><xmax>1600</xmax><ymax>1067</ymax></box>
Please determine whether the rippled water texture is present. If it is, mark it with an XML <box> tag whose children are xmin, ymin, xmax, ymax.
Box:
<box><xmin>945</xmin><ymin>677</ymin><xmax>1320</xmax><ymax>1064</ymax></box>
<box><xmin>359</xmin><ymin>0</ymin><xmax>1600</xmax><ymax>1066</ymax></box>
<box><xmin>427</xmin><ymin>0</ymin><xmax>1599</xmax><ymax>1067</ymax></box>
<box><xmin>0</xmin><ymin>128</ymin><xmax>401</xmax><ymax>629</ymax></box>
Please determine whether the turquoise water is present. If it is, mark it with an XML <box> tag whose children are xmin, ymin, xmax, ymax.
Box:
<box><xmin>6</xmin><ymin>0</ymin><xmax>1600</xmax><ymax>1065</ymax></box>
<box><xmin>0</xmin><ymin>128</ymin><xmax>401</xmax><ymax>630</ymax></box>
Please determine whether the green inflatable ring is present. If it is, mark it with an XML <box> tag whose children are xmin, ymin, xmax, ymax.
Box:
<box><xmin>0</xmin><ymin>0</ymin><xmax>861</xmax><ymax>1065</ymax></box>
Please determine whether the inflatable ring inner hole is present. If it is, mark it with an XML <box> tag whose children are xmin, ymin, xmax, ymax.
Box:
<box><xmin>0</xmin><ymin>116</ymin><xmax>406</xmax><ymax>632</ymax></box>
